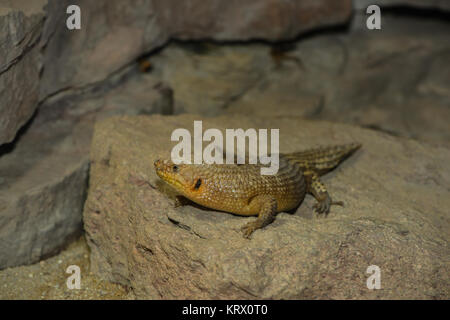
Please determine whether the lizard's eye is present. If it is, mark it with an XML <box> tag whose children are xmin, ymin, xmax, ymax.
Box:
<box><xmin>172</xmin><ymin>165</ymin><xmax>179</xmax><ymax>172</ymax></box>
<box><xmin>194</xmin><ymin>178</ymin><xmax>202</xmax><ymax>189</ymax></box>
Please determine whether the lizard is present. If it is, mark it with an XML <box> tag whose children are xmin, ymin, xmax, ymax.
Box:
<box><xmin>154</xmin><ymin>143</ymin><xmax>361</xmax><ymax>239</ymax></box>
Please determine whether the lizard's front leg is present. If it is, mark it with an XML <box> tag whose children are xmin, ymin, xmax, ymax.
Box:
<box><xmin>174</xmin><ymin>195</ymin><xmax>190</xmax><ymax>208</ymax></box>
<box><xmin>241</xmin><ymin>195</ymin><xmax>277</xmax><ymax>239</ymax></box>
<box><xmin>307</xmin><ymin>172</ymin><xmax>343</xmax><ymax>214</ymax></box>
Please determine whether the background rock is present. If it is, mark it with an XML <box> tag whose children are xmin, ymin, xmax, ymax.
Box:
<box><xmin>154</xmin><ymin>0</ymin><xmax>352</xmax><ymax>41</ymax></box>
<box><xmin>2</xmin><ymin>0</ymin><xmax>449</xmax><ymax>298</ymax></box>
<box><xmin>0</xmin><ymin>1</ymin><xmax>46</xmax><ymax>145</ymax></box>
<box><xmin>150</xmin><ymin>43</ymin><xmax>273</xmax><ymax>115</ymax></box>
<box><xmin>39</xmin><ymin>0</ymin><xmax>164</xmax><ymax>100</ymax></box>
<box><xmin>40</xmin><ymin>0</ymin><xmax>352</xmax><ymax>100</ymax></box>
<box><xmin>84</xmin><ymin>114</ymin><xmax>449</xmax><ymax>299</ymax></box>
<box><xmin>354</xmin><ymin>0</ymin><xmax>450</xmax><ymax>11</ymax></box>
<box><xmin>150</xmin><ymin>16</ymin><xmax>450</xmax><ymax>144</ymax></box>
<box><xmin>0</xmin><ymin>115</ymin><xmax>89</xmax><ymax>269</ymax></box>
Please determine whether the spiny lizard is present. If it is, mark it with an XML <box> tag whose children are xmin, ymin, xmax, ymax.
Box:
<box><xmin>154</xmin><ymin>143</ymin><xmax>361</xmax><ymax>239</ymax></box>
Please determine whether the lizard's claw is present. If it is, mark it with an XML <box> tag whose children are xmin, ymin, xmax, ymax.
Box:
<box><xmin>174</xmin><ymin>196</ymin><xmax>189</xmax><ymax>208</ymax></box>
<box><xmin>313</xmin><ymin>196</ymin><xmax>344</xmax><ymax>215</ymax></box>
<box><xmin>241</xmin><ymin>222</ymin><xmax>257</xmax><ymax>239</ymax></box>
<box><xmin>174</xmin><ymin>198</ymin><xmax>183</xmax><ymax>208</ymax></box>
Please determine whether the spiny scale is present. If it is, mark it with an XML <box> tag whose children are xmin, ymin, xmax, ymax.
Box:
<box><xmin>180</xmin><ymin>156</ymin><xmax>307</xmax><ymax>215</ymax></box>
<box><xmin>283</xmin><ymin>142</ymin><xmax>361</xmax><ymax>175</ymax></box>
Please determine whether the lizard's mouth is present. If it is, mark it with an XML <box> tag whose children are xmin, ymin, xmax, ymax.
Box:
<box><xmin>154</xmin><ymin>159</ymin><xmax>187</xmax><ymax>193</ymax></box>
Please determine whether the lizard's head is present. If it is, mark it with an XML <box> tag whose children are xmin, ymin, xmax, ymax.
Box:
<box><xmin>154</xmin><ymin>159</ymin><xmax>204</xmax><ymax>198</ymax></box>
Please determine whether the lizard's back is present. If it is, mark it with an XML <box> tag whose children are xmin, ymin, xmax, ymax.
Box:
<box><xmin>186</xmin><ymin>156</ymin><xmax>306</xmax><ymax>216</ymax></box>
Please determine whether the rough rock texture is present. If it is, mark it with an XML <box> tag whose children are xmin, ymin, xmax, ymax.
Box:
<box><xmin>150</xmin><ymin>43</ymin><xmax>273</xmax><ymax>115</ymax></box>
<box><xmin>0</xmin><ymin>236</ymin><xmax>129</xmax><ymax>300</ymax></box>
<box><xmin>154</xmin><ymin>0</ymin><xmax>352</xmax><ymax>41</ymax></box>
<box><xmin>40</xmin><ymin>0</ymin><xmax>352</xmax><ymax>100</ymax></box>
<box><xmin>150</xmin><ymin>16</ymin><xmax>450</xmax><ymax>144</ymax></box>
<box><xmin>229</xmin><ymin>19</ymin><xmax>450</xmax><ymax>144</ymax></box>
<box><xmin>0</xmin><ymin>0</ymin><xmax>46</xmax><ymax>145</ymax></box>
<box><xmin>0</xmin><ymin>115</ymin><xmax>89</xmax><ymax>269</ymax></box>
<box><xmin>84</xmin><ymin>114</ymin><xmax>449</xmax><ymax>299</ymax></box>
<box><xmin>354</xmin><ymin>0</ymin><xmax>450</xmax><ymax>11</ymax></box>
<box><xmin>0</xmin><ymin>72</ymin><xmax>171</xmax><ymax>269</ymax></box>
<box><xmin>39</xmin><ymin>0</ymin><xmax>163</xmax><ymax>100</ymax></box>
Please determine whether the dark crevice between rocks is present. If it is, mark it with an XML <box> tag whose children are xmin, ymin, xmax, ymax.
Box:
<box><xmin>167</xmin><ymin>217</ymin><xmax>206</xmax><ymax>239</ymax></box>
<box><xmin>80</xmin><ymin>162</ymin><xmax>90</xmax><ymax>229</ymax></box>
<box><xmin>381</xmin><ymin>5</ymin><xmax>450</xmax><ymax>23</ymax></box>
<box><xmin>136</xmin><ymin>243</ymin><xmax>154</xmax><ymax>256</ymax></box>
<box><xmin>38</xmin><ymin>60</ymin><xmax>174</xmax><ymax>119</ymax></box>
<box><xmin>230</xmin><ymin>281</ymin><xmax>258</xmax><ymax>298</ymax></box>
<box><xmin>134</xmin><ymin>41</ymin><xmax>171</xmax><ymax>69</ymax></box>
<box><xmin>38</xmin><ymin>63</ymin><xmax>138</xmax><ymax>108</ymax></box>
<box><xmin>146</xmin><ymin>22</ymin><xmax>351</xmax><ymax>64</ymax></box>
<box><xmin>360</xmin><ymin>124</ymin><xmax>402</xmax><ymax>138</ymax></box>
<box><xmin>0</xmin><ymin>108</ymin><xmax>39</xmax><ymax>157</ymax></box>
<box><xmin>2</xmin><ymin>39</ymin><xmax>140</xmax><ymax>158</ymax></box>
<box><xmin>135</xmin><ymin>4</ymin><xmax>450</xmax><ymax>67</ymax></box>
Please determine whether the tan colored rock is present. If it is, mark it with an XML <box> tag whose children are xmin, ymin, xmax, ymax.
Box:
<box><xmin>84</xmin><ymin>114</ymin><xmax>449</xmax><ymax>299</ymax></box>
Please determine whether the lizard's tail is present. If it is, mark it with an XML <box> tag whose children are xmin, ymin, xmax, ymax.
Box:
<box><xmin>283</xmin><ymin>142</ymin><xmax>361</xmax><ymax>175</ymax></box>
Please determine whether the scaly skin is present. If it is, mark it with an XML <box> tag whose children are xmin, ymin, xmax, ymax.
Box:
<box><xmin>154</xmin><ymin>143</ymin><xmax>361</xmax><ymax>239</ymax></box>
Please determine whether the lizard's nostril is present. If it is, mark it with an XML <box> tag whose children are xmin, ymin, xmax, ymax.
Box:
<box><xmin>154</xmin><ymin>159</ymin><xmax>160</xmax><ymax>168</ymax></box>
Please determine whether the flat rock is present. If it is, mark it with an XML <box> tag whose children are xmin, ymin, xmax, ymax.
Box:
<box><xmin>84</xmin><ymin>114</ymin><xmax>449</xmax><ymax>299</ymax></box>
<box><xmin>0</xmin><ymin>0</ymin><xmax>46</xmax><ymax>145</ymax></box>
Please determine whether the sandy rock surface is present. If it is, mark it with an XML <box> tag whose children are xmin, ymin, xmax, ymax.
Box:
<box><xmin>84</xmin><ymin>114</ymin><xmax>449</xmax><ymax>299</ymax></box>
<box><xmin>0</xmin><ymin>236</ymin><xmax>128</xmax><ymax>300</ymax></box>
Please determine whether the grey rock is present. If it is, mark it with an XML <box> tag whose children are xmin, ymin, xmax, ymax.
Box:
<box><xmin>84</xmin><ymin>114</ymin><xmax>449</xmax><ymax>299</ymax></box>
<box><xmin>0</xmin><ymin>117</ymin><xmax>89</xmax><ymax>269</ymax></box>
<box><xmin>40</xmin><ymin>0</ymin><xmax>352</xmax><ymax>100</ymax></box>
<box><xmin>151</xmin><ymin>17</ymin><xmax>450</xmax><ymax>143</ymax></box>
<box><xmin>0</xmin><ymin>72</ymin><xmax>171</xmax><ymax>269</ymax></box>
<box><xmin>150</xmin><ymin>43</ymin><xmax>274</xmax><ymax>115</ymax></box>
<box><xmin>288</xmin><ymin>19</ymin><xmax>450</xmax><ymax>144</ymax></box>
<box><xmin>354</xmin><ymin>0</ymin><xmax>450</xmax><ymax>11</ymax></box>
<box><xmin>39</xmin><ymin>0</ymin><xmax>166</xmax><ymax>100</ymax></box>
<box><xmin>154</xmin><ymin>0</ymin><xmax>352</xmax><ymax>41</ymax></box>
<box><xmin>0</xmin><ymin>1</ymin><xmax>46</xmax><ymax>145</ymax></box>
